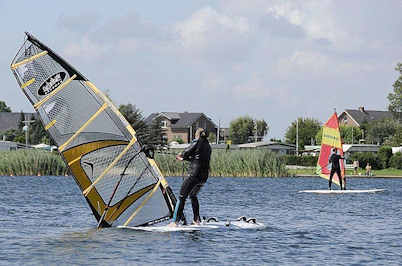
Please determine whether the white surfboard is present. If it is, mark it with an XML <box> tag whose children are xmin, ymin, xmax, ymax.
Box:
<box><xmin>117</xmin><ymin>217</ymin><xmax>266</xmax><ymax>231</ymax></box>
<box><xmin>117</xmin><ymin>224</ymin><xmax>219</xmax><ymax>232</ymax></box>
<box><xmin>298</xmin><ymin>189</ymin><xmax>386</xmax><ymax>194</ymax></box>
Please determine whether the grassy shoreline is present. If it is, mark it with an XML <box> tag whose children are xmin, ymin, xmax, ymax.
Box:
<box><xmin>0</xmin><ymin>149</ymin><xmax>289</xmax><ymax>177</ymax></box>
<box><xmin>1</xmin><ymin>149</ymin><xmax>401</xmax><ymax>177</ymax></box>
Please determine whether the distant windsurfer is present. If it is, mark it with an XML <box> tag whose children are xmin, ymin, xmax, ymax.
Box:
<box><xmin>169</xmin><ymin>128</ymin><xmax>211</xmax><ymax>226</ymax></box>
<box><xmin>328</xmin><ymin>148</ymin><xmax>345</xmax><ymax>190</ymax></box>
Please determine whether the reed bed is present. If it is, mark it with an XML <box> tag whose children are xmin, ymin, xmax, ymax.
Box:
<box><xmin>0</xmin><ymin>149</ymin><xmax>288</xmax><ymax>177</ymax></box>
<box><xmin>155</xmin><ymin>149</ymin><xmax>289</xmax><ymax>177</ymax></box>
<box><xmin>0</xmin><ymin>149</ymin><xmax>67</xmax><ymax>176</ymax></box>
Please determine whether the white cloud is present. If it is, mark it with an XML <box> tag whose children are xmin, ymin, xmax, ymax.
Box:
<box><xmin>175</xmin><ymin>6</ymin><xmax>251</xmax><ymax>59</ymax></box>
<box><xmin>63</xmin><ymin>36</ymin><xmax>110</xmax><ymax>61</ymax></box>
<box><xmin>266</xmin><ymin>0</ymin><xmax>346</xmax><ymax>45</ymax></box>
<box><xmin>231</xmin><ymin>73</ymin><xmax>295</xmax><ymax>105</ymax></box>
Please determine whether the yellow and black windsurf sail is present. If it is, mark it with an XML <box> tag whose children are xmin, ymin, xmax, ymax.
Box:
<box><xmin>10</xmin><ymin>32</ymin><xmax>176</xmax><ymax>227</ymax></box>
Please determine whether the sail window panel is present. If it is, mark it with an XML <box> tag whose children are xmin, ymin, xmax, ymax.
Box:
<box><xmin>81</xmin><ymin>145</ymin><xmax>156</xmax><ymax>206</ymax></box>
<box><xmin>39</xmin><ymin>82</ymin><xmax>125</xmax><ymax>147</ymax></box>
<box><xmin>113</xmin><ymin>188</ymin><xmax>170</xmax><ymax>227</ymax></box>
<box><xmin>14</xmin><ymin>48</ymin><xmax>67</xmax><ymax>103</ymax></box>
<box><xmin>107</xmin><ymin>159</ymin><xmax>155</xmax><ymax>206</ymax></box>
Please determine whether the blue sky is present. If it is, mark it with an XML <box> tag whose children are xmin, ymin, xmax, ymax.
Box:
<box><xmin>1</xmin><ymin>0</ymin><xmax>401</xmax><ymax>139</ymax></box>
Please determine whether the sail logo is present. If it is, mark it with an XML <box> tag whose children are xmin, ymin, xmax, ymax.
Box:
<box><xmin>38</xmin><ymin>72</ymin><xmax>66</xmax><ymax>96</ymax></box>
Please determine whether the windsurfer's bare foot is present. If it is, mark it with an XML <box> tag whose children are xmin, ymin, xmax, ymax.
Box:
<box><xmin>167</xmin><ymin>222</ymin><xmax>178</xmax><ymax>227</ymax></box>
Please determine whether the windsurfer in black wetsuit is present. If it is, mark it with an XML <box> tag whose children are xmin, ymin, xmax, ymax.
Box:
<box><xmin>168</xmin><ymin>128</ymin><xmax>211</xmax><ymax>226</ymax></box>
<box><xmin>328</xmin><ymin>148</ymin><xmax>345</xmax><ymax>190</ymax></box>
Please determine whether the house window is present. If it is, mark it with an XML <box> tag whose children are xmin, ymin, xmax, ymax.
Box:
<box><xmin>161</xmin><ymin>120</ymin><xmax>168</xmax><ymax>128</ymax></box>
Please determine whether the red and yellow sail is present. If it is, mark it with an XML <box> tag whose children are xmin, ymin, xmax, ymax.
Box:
<box><xmin>316</xmin><ymin>112</ymin><xmax>345</xmax><ymax>188</ymax></box>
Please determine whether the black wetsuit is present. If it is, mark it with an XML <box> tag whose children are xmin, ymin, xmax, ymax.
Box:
<box><xmin>329</xmin><ymin>153</ymin><xmax>344</xmax><ymax>190</ymax></box>
<box><xmin>172</xmin><ymin>136</ymin><xmax>211</xmax><ymax>223</ymax></box>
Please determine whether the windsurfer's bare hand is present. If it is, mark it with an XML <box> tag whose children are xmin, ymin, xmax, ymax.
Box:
<box><xmin>176</xmin><ymin>154</ymin><xmax>183</xmax><ymax>161</ymax></box>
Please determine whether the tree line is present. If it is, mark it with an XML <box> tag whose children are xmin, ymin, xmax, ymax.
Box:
<box><xmin>1</xmin><ymin>62</ymin><xmax>400</xmax><ymax>147</ymax></box>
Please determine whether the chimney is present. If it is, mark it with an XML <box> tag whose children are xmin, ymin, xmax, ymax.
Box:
<box><xmin>358</xmin><ymin>106</ymin><xmax>365</xmax><ymax>112</ymax></box>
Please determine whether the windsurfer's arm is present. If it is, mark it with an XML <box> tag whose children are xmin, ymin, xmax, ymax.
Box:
<box><xmin>180</xmin><ymin>140</ymin><xmax>198</xmax><ymax>161</ymax></box>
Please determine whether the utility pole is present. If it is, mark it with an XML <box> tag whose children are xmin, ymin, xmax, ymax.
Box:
<box><xmin>217</xmin><ymin>119</ymin><xmax>220</xmax><ymax>144</ymax></box>
<box><xmin>254</xmin><ymin>119</ymin><xmax>258</xmax><ymax>142</ymax></box>
<box><xmin>296</xmin><ymin>118</ymin><xmax>299</xmax><ymax>156</ymax></box>
<box><xmin>22</xmin><ymin>118</ymin><xmax>35</xmax><ymax>147</ymax></box>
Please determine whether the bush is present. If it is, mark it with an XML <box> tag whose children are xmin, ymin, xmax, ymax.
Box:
<box><xmin>280</xmin><ymin>155</ymin><xmax>317</xmax><ymax>167</ymax></box>
<box><xmin>389</xmin><ymin>152</ymin><xmax>402</xmax><ymax>169</ymax></box>
<box><xmin>349</xmin><ymin>152</ymin><xmax>382</xmax><ymax>170</ymax></box>
<box><xmin>378</xmin><ymin>146</ymin><xmax>393</xmax><ymax>168</ymax></box>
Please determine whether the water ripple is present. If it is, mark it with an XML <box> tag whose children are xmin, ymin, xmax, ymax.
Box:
<box><xmin>0</xmin><ymin>176</ymin><xmax>401</xmax><ymax>265</ymax></box>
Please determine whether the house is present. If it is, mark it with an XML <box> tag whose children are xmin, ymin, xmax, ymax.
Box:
<box><xmin>0</xmin><ymin>112</ymin><xmax>37</xmax><ymax>132</ymax></box>
<box><xmin>0</xmin><ymin>140</ymin><xmax>18</xmax><ymax>151</ymax></box>
<box><xmin>338</xmin><ymin>106</ymin><xmax>393</xmax><ymax>127</ymax></box>
<box><xmin>302</xmin><ymin>145</ymin><xmax>321</xmax><ymax>156</ymax></box>
<box><xmin>0</xmin><ymin>140</ymin><xmax>27</xmax><ymax>151</ymax></box>
<box><xmin>237</xmin><ymin>141</ymin><xmax>296</xmax><ymax>155</ymax></box>
<box><xmin>144</xmin><ymin>112</ymin><xmax>217</xmax><ymax>144</ymax></box>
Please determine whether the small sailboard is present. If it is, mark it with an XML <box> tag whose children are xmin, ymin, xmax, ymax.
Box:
<box><xmin>311</xmin><ymin>112</ymin><xmax>383</xmax><ymax>193</ymax></box>
<box><xmin>118</xmin><ymin>223</ymin><xmax>219</xmax><ymax>232</ymax></box>
<box><xmin>299</xmin><ymin>189</ymin><xmax>386</xmax><ymax>194</ymax></box>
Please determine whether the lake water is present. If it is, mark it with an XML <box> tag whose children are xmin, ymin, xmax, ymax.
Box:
<box><xmin>0</xmin><ymin>175</ymin><xmax>401</xmax><ymax>265</ymax></box>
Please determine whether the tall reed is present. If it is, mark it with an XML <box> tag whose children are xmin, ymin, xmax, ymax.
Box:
<box><xmin>155</xmin><ymin>149</ymin><xmax>289</xmax><ymax>177</ymax></box>
<box><xmin>0</xmin><ymin>150</ymin><xmax>67</xmax><ymax>176</ymax></box>
<box><xmin>0</xmin><ymin>149</ymin><xmax>288</xmax><ymax>177</ymax></box>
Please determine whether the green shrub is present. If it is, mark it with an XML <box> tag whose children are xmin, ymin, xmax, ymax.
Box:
<box><xmin>389</xmin><ymin>152</ymin><xmax>402</xmax><ymax>169</ymax></box>
<box><xmin>279</xmin><ymin>155</ymin><xmax>317</xmax><ymax>167</ymax></box>
<box><xmin>378</xmin><ymin>146</ymin><xmax>393</xmax><ymax>168</ymax></box>
<box><xmin>349</xmin><ymin>152</ymin><xmax>382</xmax><ymax>170</ymax></box>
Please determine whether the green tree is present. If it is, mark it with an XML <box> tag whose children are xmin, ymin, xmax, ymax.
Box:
<box><xmin>383</xmin><ymin>123</ymin><xmax>402</xmax><ymax>146</ymax></box>
<box><xmin>30</xmin><ymin>115</ymin><xmax>52</xmax><ymax>145</ymax></box>
<box><xmin>0</xmin><ymin>101</ymin><xmax>11</xmax><ymax>112</ymax></box>
<box><xmin>388</xmin><ymin>63</ymin><xmax>402</xmax><ymax>121</ymax></box>
<box><xmin>1</xmin><ymin>128</ymin><xmax>23</xmax><ymax>142</ymax></box>
<box><xmin>340</xmin><ymin>125</ymin><xmax>363</xmax><ymax>144</ymax></box>
<box><xmin>228</xmin><ymin>116</ymin><xmax>254</xmax><ymax>144</ymax></box>
<box><xmin>118</xmin><ymin>103</ymin><xmax>148</xmax><ymax>141</ymax></box>
<box><xmin>144</xmin><ymin>116</ymin><xmax>166</xmax><ymax>147</ymax></box>
<box><xmin>285</xmin><ymin>117</ymin><xmax>321</xmax><ymax>151</ymax></box>
<box><xmin>256</xmin><ymin>120</ymin><xmax>269</xmax><ymax>140</ymax></box>
<box><xmin>316</xmin><ymin>125</ymin><xmax>363</xmax><ymax>144</ymax></box>
<box><xmin>366</xmin><ymin>118</ymin><xmax>399</xmax><ymax>145</ymax></box>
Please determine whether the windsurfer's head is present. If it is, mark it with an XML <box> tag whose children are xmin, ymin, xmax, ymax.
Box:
<box><xmin>333</xmin><ymin>148</ymin><xmax>337</xmax><ymax>153</ymax></box>
<box><xmin>195</xmin><ymin>128</ymin><xmax>207</xmax><ymax>139</ymax></box>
